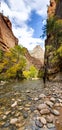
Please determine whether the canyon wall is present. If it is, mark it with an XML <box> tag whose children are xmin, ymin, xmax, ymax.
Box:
<box><xmin>0</xmin><ymin>13</ymin><xmax>18</xmax><ymax>51</ymax></box>
<box><xmin>45</xmin><ymin>0</ymin><xmax>62</xmax><ymax>81</ymax></box>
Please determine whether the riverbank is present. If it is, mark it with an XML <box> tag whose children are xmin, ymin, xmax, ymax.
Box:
<box><xmin>0</xmin><ymin>80</ymin><xmax>62</xmax><ymax>130</ymax></box>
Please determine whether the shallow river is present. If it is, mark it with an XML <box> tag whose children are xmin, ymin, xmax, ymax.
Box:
<box><xmin>0</xmin><ymin>80</ymin><xmax>62</xmax><ymax>130</ymax></box>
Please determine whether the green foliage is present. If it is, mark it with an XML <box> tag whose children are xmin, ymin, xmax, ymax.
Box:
<box><xmin>0</xmin><ymin>45</ymin><xmax>26</xmax><ymax>80</ymax></box>
<box><xmin>57</xmin><ymin>45</ymin><xmax>62</xmax><ymax>57</ymax></box>
<box><xmin>23</xmin><ymin>65</ymin><xmax>38</xmax><ymax>79</ymax></box>
<box><xmin>0</xmin><ymin>49</ymin><xmax>3</xmax><ymax>61</ymax></box>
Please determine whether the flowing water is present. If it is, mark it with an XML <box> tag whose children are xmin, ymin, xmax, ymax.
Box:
<box><xmin>0</xmin><ymin>80</ymin><xmax>62</xmax><ymax>130</ymax></box>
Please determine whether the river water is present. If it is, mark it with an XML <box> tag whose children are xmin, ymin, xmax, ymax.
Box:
<box><xmin>0</xmin><ymin>80</ymin><xmax>62</xmax><ymax>130</ymax></box>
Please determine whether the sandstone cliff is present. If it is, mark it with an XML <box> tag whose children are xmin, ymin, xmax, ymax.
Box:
<box><xmin>45</xmin><ymin>0</ymin><xmax>62</xmax><ymax>81</ymax></box>
<box><xmin>30</xmin><ymin>45</ymin><xmax>44</xmax><ymax>66</ymax></box>
<box><xmin>25</xmin><ymin>48</ymin><xmax>43</xmax><ymax>70</ymax></box>
<box><xmin>0</xmin><ymin>13</ymin><xmax>18</xmax><ymax>51</ymax></box>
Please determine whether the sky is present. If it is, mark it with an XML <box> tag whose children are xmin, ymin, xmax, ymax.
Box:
<box><xmin>1</xmin><ymin>0</ymin><xmax>50</xmax><ymax>50</ymax></box>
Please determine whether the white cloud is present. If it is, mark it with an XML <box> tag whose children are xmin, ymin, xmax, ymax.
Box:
<box><xmin>1</xmin><ymin>0</ymin><xmax>49</xmax><ymax>50</ymax></box>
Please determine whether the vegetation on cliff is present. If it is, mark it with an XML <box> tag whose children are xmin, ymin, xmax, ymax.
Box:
<box><xmin>0</xmin><ymin>45</ymin><xmax>40</xmax><ymax>81</ymax></box>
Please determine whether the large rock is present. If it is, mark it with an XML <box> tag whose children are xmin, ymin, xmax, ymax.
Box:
<box><xmin>0</xmin><ymin>13</ymin><xmax>18</xmax><ymax>51</ymax></box>
<box><xmin>44</xmin><ymin>0</ymin><xmax>62</xmax><ymax>81</ymax></box>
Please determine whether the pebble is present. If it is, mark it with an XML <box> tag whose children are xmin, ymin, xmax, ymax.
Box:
<box><xmin>47</xmin><ymin>123</ymin><xmax>55</xmax><ymax>129</ymax></box>
<box><xmin>39</xmin><ymin>94</ymin><xmax>46</xmax><ymax>98</ymax></box>
<box><xmin>45</xmin><ymin>101</ymin><xmax>53</xmax><ymax>108</ymax></box>
<box><xmin>39</xmin><ymin>117</ymin><xmax>47</xmax><ymax>125</ymax></box>
<box><xmin>11</xmin><ymin>101</ymin><xmax>17</xmax><ymax>108</ymax></box>
<box><xmin>35</xmin><ymin>119</ymin><xmax>43</xmax><ymax>128</ymax></box>
<box><xmin>46</xmin><ymin>114</ymin><xmax>54</xmax><ymax>123</ymax></box>
<box><xmin>10</xmin><ymin>118</ymin><xmax>18</xmax><ymax>124</ymax></box>
<box><xmin>40</xmin><ymin>108</ymin><xmax>50</xmax><ymax>115</ymax></box>
<box><xmin>50</xmin><ymin>97</ymin><xmax>56</xmax><ymax>103</ymax></box>
<box><xmin>51</xmin><ymin>109</ymin><xmax>60</xmax><ymax>116</ymax></box>
<box><xmin>37</xmin><ymin>104</ymin><xmax>48</xmax><ymax>111</ymax></box>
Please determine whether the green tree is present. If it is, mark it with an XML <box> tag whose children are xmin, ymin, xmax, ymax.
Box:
<box><xmin>0</xmin><ymin>45</ymin><xmax>26</xmax><ymax>80</ymax></box>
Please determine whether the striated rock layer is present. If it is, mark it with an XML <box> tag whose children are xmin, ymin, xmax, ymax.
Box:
<box><xmin>30</xmin><ymin>45</ymin><xmax>44</xmax><ymax>66</ymax></box>
<box><xmin>45</xmin><ymin>0</ymin><xmax>62</xmax><ymax>81</ymax></box>
<box><xmin>0</xmin><ymin>13</ymin><xmax>18</xmax><ymax>51</ymax></box>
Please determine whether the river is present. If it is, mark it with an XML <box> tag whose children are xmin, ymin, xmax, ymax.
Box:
<box><xmin>0</xmin><ymin>80</ymin><xmax>62</xmax><ymax>130</ymax></box>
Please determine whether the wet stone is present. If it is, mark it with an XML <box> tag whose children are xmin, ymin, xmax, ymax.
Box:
<box><xmin>39</xmin><ymin>117</ymin><xmax>47</xmax><ymax>125</ymax></box>
<box><xmin>30</xmin><ymin>105</ymin><xmax>36</xmax><ymax>112</ymax></box>
<box><xmin>10</xmin><ymin>118</ymin><xmax>18</xmax><ymax>125</ymax></box>
<box><xmin>37</xmin><ymin>104</ymin><xmax>48</xmax><ymax>111</ymax></box>
<box><xmin>35</xmin><ymin>119</ymin><xmax>43</xmax><ymax>128</ymax></box>
<box><xmin>40</xmin><ymin>108</ymin><xmax>50</xmax><ymax>115</ymax></box>
<box><xmin>23</xmin><ymin>111</ymin><xmax>28</xmax><ymax>118</ymax></box>
<box><xmin>3</xmin><ymin>121</ymin><xmax>10</xmax><ymax>127</ymax></box>
<box><xmin>47</xmin><ymin>123</ymin><xmax>55</xmax><ymax>129</ymax></box>
<box><xmin>45</xmin><ymin>101</ymin><xmax>53</xmax><ymax>108</ymax></box>
<box><xmin>51</xmin><ymin>109</ymin><xmax>60</xmax><ymax>116</ymax></box>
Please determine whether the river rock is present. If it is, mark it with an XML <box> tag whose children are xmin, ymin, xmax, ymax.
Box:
<box><xmin>50</xmin><ymin>97</ymin><xmax>56</xmax><ymax>103</ymax></box>
<box><xmin>11</xmin><ymin>101</ymin><xmax>17</xmax><ymax>108</ymax></box>
<box><xmin>5</xmin><ymin>110</ymin><xmax>11</xmax><ymax>115</ymax></box>
<box><xmin>47</xmin><ymin>123</ymin><xmax>55</xmax><ymax>129</ymax></box>
<box><xmin>51</xmin><ymin>109</ymin><xmax>60</xmax><ymax>116</ymax></box>
<box><xmin>26</xmin><ymin>90</ymin><xmax>30</xmax><ymax>93</ymax></box>
<box><xmin>45</xmin><ymin>101</ymin><xmax>53</xmax><ymax>108</ymax></box>
<box><xmin>10</xmin><ymin>118</ymin><xmax>18</xmax><ymax>124</ymax></box>
<box><xmin>2</xmin><ymin>115</ymin><xmax>7</xmax><ymax>120</ymax></box>
<box><xmin>39</xmin><ymin>94</ymin><xmax>46</xmax><ymax>98</ymax></box>
<box><xmin>40</xmin><ymin>108</ymin><xmax>50</xmax><ymax>115</ymax></box>
<box><xmin>35</xmin><ymin>119</ymin><xmax>43</xmax><ymax>128</ymax></box>
<box><xmin>34</xmin><ymin>97</ymin><xmax>39</xmax><ymax>101</ymax></box>
<box><xmin>37</xmin><ymin>104</ymin><xmax>48</xmax><ymax>111</ymax></box>
<box><xmin>23</xmin><ymin>111</ymin><xmax>28</xmax><ymax>118</ymax></box>
<box><xmin>39</xmin><ymin>117</ymin><xmax>47</xmax><ymax>125</ymax></box>
<box><xmin>46</xmin><ymin>114</ymin><xmax>54</xmax><ymax>123</ymax></box>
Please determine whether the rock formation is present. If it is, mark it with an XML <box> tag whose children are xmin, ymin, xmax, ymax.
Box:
<box><xmin>45</xmin><ymin>0</ymin><xmax>62</xmax><ymax>81</ymax></box>
<box><xmin>0</xmin><ymin>13</ymin><xmax>18</xmax><ymax>51</ymax></box>
<box><xmin>25</xmin><ymin>48</ymin><xmax>43</xmax><ymax>70</ymax></box>
<box><xmin>30</xmin><ymin>45</ymin><xmax>44</xmax><ymax>66</ymax></box>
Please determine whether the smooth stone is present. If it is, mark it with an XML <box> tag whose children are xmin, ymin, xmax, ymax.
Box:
<box><xmin>46</xmin><ymin>114</ymin><xmax>54</xmax><ymax>123</ymax></box>
<box><xmin>47</xmin><ymin>123</ymin><xmax>55</xmax><ymax>129</ymax></box>
<box><xmin>58</xmin><ymin>99</ymin><xmax>62</xmax><ymax>103</ymax></box>
<box><xmin>26</xmin><ymin>90</ymin><xmax>30</xmax><ymax>93</ymax></box>
<box><xmin>3</xmin><ymin>121</ymin><xmax>10</xmax><ymax>127</ymax></box>
<box><xmin>5</xmin><ymin>111</ymin><xmax>11</xmax><ymax>115</ymax></box>
<box><xmin>40</xmin><ymin>108</ymin><xmax>50</xmax><ymax>115</ymax></box>
<box><xmin>50</xmin><ymin>97</ymin><xmax>56</xmax><ymax>102</ymax></box>
<box><xmin>10</xmin><ymin>118</ymin><xmax>18</xmax><ymax>124</ymax></box>
<box><xmin>30</xmin><ymin>105</ymin><xmax>36</xmax><ymax>112</ymax></box>
<box><xmin>11</xmin><ymin>101</ymin><xmax>17</xmax><ymax>108</ymax></box>
<box><xmin>39</xmin><ymin>94</ymin><xmax>46</xmax><ymax>98</ymax></box>
<box><xmin>55</xmin><ymin>103</ymin><xmax>60</xmax><ymax>107</ymax></box>
<box><xmin>51</xmin><ymin>109</ymin><xmax>60</xmax><ymax>116</ymax></box>
<box><xmin>45</xmin><ymin>101</ymin><xmax>53</xmax><ymax>108</ymax></box>
<box><xmin>2</xmin><ymin>115</ymin><xmax>7</xmax><ymax>120</ymax></box>
<box><xmin>34</xmin><ymin>97</ymin><xmax>39</xmax><ymax>101</ymax></box>
<box><xmin>23</xmin><ymin>111</ymin><xmax>28</xmax><ymax>118</ymax></box>
<box><xmin>39</xmin><ymin>117</ymin><xmax>47</xmax><ymax>125</ymax></box>
<box><xmin>37</xmin><ymin>104</ymin><xmax>48</xmax><ymax>111</ymax></box>
<box><xmin>35</xmin><ymin>119</ymin><xmax>43</xmax><ymax>128</ymax></box>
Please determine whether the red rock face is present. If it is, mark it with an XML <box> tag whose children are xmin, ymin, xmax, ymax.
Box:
<box><xmin>0</xmin><ymin>13</ymin><xmax>18</xmax><ymax>51</ymax></box>
<box><xmin>47</xmin><ymin>0</ymin><xmax>56</xmax><ymax>18</ymax></box>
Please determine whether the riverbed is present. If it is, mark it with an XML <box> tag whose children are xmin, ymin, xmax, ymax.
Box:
<box><xmin>0</xmin><ymin>80</ymin><xmax>62</xmax><ymax>130</ymax></box>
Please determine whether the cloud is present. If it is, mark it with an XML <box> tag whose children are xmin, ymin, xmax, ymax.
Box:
<box><xmin>1</xmin><ymin>0</ymin><xmax>49</xmax><ymax>50</ymax></box>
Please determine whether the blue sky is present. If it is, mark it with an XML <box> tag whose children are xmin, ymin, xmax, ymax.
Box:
<box><xmin>1</xmin><ymin>0</ymin><xmax>49</xmax><ymax>50</ymax></box>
